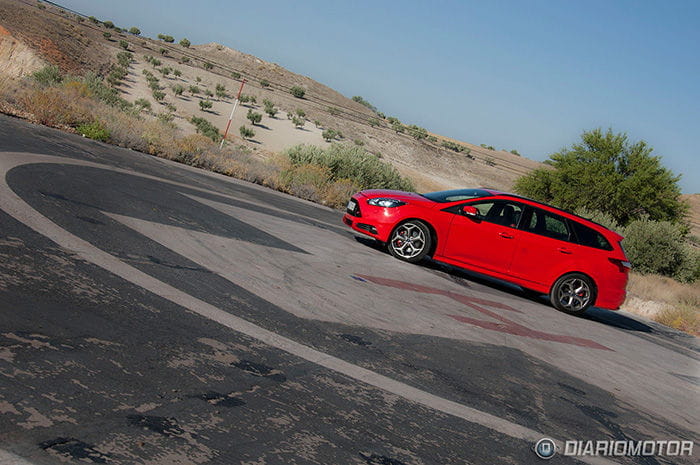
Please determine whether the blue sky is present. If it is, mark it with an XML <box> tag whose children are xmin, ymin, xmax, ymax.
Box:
<box><xmin>56</xmin><ymin>0</ymin><xmax>700</xmax><ymax>193</ymax></box>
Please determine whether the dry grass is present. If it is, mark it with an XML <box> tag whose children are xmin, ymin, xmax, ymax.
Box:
<box><xmin>623</xmin><ymin>272</ymin><xmax>699</xmax><ymax>335</ymax></box>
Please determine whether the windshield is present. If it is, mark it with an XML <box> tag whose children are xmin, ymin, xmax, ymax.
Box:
<box><xmin>420</xmin><ymin>188</ymin><xmax>493</xmax><ymax>203</ymax></box>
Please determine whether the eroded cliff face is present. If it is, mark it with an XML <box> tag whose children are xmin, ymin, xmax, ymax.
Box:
<box><xmin>0</xmin><ymin>25</ymin><xmax>46</xmax><ymax>78</ymax></box>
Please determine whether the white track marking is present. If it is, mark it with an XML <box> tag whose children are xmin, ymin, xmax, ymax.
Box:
<box><xmin>0</xmin><ymin>152</ymin><xmax>623</xmax><ymax>465</ymax></box>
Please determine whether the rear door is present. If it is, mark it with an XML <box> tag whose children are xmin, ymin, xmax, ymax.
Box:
<box><xmin>442</xmin><ymin>200</ymin><xmax>524</xmax><ymax>273</ymax></box>
<box><xmin>509</xmin><ymin>206</ymin><xmax>579</xmax><ymax>286</ymax></box>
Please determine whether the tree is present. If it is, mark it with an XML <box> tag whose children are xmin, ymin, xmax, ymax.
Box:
<box><xmin>247</xmin><ymin>109</ymin><xmax>262</xmax><ymax>125</ymax></box>
<box><xmin>263</xmin><ymin>99</ymin><xmax>277</xmax><ymax>117</ymax></box>
<box><xmin>239</xmin><ymin>126</ymin><xmax>255</xmax><ymax>140</ymax></box>
<box><xmin>514</xmin><ymin>128</ymin><xmax>686</xmax><ymax>226</ymax></box>
<box><xmin>129</xmin><ymin>27</ymin><xmax>141</xmax><ymax>35</ymax></box>
<box><xmin>215</xmin><ymin>84</ymin><xmax>228</xmax><ymax>99</ymax></box>
<box><xmin>179</xmin><ymin>38</ymin><xmax>191</xmax><ymax>48</ymax></box>
<box><xmin>290</xmin><ymin>86</ymin><xmax>305</xmax><ymax>98</ymax></box>
<box><xmin>199</xmin><ymin>99</ymin><xmax>213</xmax><ymax>111</ymax></box>
<box><xmin>322</xmin><ymin>129</ymin><xmax>338</xmax><ymax>142</ymax></box>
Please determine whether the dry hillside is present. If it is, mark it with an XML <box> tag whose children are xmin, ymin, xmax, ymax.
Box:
<box><xmin>0</xmin><ymin>0</ymin><xmax>542</xmax><ymax>192</ymax></box>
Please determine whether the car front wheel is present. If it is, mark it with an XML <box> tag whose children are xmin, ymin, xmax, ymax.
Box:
<box><xmin>550</xmin><ymin>273</ymin><xmax>596</xmax><ymax>315</ymax></box>
<box><xmin>388</xmin><ymin>220</ymin><xmax>432</xmax><ymax>263</ymax></box>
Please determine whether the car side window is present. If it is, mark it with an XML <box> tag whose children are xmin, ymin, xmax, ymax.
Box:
<box><xmin>467</xmin><ymin>201</ymin><xmax>523</xmax><ymax>228</ymax></box>
<box><xmin>521</xmin><ymin>208</ymin><xmax>570</xmax><ymax>241</ymax></box>
<box><xmin>570</xmin><ymin>221</ymin><xmax>613</xmax><ymax>250</ymax></box>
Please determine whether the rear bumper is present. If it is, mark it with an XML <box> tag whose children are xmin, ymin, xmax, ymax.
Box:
<box><xmin>595</xmin><ymin>273</ymin><xmax>629</xmax><ymax>310</ymax></box>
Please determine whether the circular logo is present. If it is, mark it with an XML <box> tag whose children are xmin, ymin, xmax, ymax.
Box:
<box><xmin>535</xmin><ymin>438</ymin><xmax>557</xmax><ymax>459</ymax></box>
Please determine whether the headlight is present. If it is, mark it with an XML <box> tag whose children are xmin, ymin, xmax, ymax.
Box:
<box><xmin>367</xmin><ymin>198</ymin><xmax>406</xmax><ymax>208</ymax></box>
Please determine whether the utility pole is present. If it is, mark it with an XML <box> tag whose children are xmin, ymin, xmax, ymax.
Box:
<box><xmin>219</xmin><ymin>79</ymin><xmax>247</xmax><ymax>149</ymax></box>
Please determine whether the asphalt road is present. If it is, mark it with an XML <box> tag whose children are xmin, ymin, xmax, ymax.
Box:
<box><xmin>0</xmin><ymin>114</ymin><xmax>697</xmax><ymax>465</ymax></box>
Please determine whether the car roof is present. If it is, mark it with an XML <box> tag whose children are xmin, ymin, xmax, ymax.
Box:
<box><xmin>476</xmin><ymin>189</ymin><xmax>619</xmax><ymax>237</ymax></box>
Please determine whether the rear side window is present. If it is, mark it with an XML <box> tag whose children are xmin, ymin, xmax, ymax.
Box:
<box><xmin>570</xmin><ymin>221</ymin><xmax>613</xmax><ymax>250</ymax></box>
<box><xmin>521</xmin><ymin>208</ymin><xmax>570</xmax><ymax>241</ymax></box>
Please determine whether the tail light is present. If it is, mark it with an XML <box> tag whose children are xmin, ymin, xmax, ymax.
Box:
<box><xmin>609</xmin><ymin>258</ymin><xmax>632</xmax><ymax>272</ymax></box>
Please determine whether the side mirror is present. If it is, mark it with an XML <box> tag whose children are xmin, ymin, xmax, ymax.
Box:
<box><xmin>461</xmin><ymin>206</ymin><xmax>478</xmax><ymax>217</ymax></box>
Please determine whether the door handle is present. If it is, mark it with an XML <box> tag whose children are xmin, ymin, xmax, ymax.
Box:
<box><xmin>498</xmin><ymin>232</ymin><xmax>514</xmax><ymax>239</ymax></box>
<box><xmin>558</xmin><ymin>247</ymin><xmax>572</xmax><ymax>254</ymax></box>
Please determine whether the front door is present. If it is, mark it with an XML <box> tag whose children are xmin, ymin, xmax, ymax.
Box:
<box><xmin>442</xmin><ymin>200</ymin><xmax>524</xmax><ymax>274</ymax></box>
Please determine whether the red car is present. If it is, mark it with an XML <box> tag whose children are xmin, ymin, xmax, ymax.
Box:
<box><xmin>343</xmin><ymin>188</ymin><xmax>630</xmax><ymax>314</ymax></box>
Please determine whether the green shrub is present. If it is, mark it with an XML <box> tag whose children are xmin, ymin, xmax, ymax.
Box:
<box><xmin>158</xmin><ymin>34</ymin><xmax>174</xmax><ymax>43</ymax></box>
<box><xmin>103</xmin><ymin>32</ymin><xmax>112</xmax><ymax>40</ymax></box>
<box><xmin>292</xmin><ymin>116</ymin><xmax>305</xmax><ymax>128</ymax></box>
<box><xmin>510</xmin><ymin>149</ymin><xmax>521</xmax><ymax>156</ymax></box>
<box><xmin>134</xmin><ymin>98</ymin><xmax>151</xmax><ymax>111</ymax></box>
<box><xmin>32</xmin><ymin>65</ymin><xmax>63</xmax><ymax>86</ymax></box>
<box><xmin>327</xmin><ymin>106</ymin><xmax>340</xmax><ymax>116</ymax></box>
<box><xmin>151</xmin><ymin>58</ymin><xmax>161</xmax><ymax>67</ymax></box>
<box><xmin>152</xmin><ymin>90</ymin><xmax>165</xmax><ymax>102</ymax></box>
<box><xmin>77</xmin><ymin>121</ymin><xmax>110</xmax><ymax>142</ymax></box>
<box><xmin>129</xmin><ymin>27</ymin><xmax>141</xmax><ymax>35</ymax></box>
<box><xmin>180</xmin><ymin>56</ymin><xmax>190</xmax><ymax>63</ymax></box>
<box><xmin>351</xmin><ymin>95</ymin><xmax>377</xmax><ymax>112</ymax></box>
<box><xmin>173</xmin><ymin>69</ymin><xmax>182</xmax><ymax>77</ymax></box>
<box><xmin>119</xmin><ymin>40</ymin><xmax>129</xmax><ymax>50</ymax></box>
<box><xmin>290</xmin><ymin>86</ymin><xmax>305</xmax><ymax>98</ymax></box>
<box><xmin>116</xmin><ymin>51</ymin><xmax>133</xmax><ymax>67</ymax></box>
<box><xmin>103</xmin><ymin>21</ymin><xmax>114</xmax><ymax>29</ymax></box>
<box><xmin>179</xmin><ymin>38</ymin><xmax>191</xmax><ymax>48</ymax></box>
<box><xmin>189</xmin><ymin>85</ymin><xmax>200</xmax><ymax>95</ymax></box>
<box><xmin>407</xmin><ymin>125</ymin><xmax>427</xmax><ymax>140</ymax></box>
<box><xmin>368</xmin><ymin>118</ymin><xmax>380</xmax><ymax>127</ymax></box>
<box><xmin>171</xmin><ymin>84</ymin><xmax>185</xmax><ymax>96</ymax></box>
<box><xmin>260</xmin><ymin>78</ymin><xmax>270</xmax><ymax>87</ymax></box>
<box><xmin>88</xmin><ymin>16</ymin><xmax>98</xmax><ymax>24</ymax></box>
<box><xmin>232</xmin><ymin>71</ymin><xmax>241</xmax><ymax>80</ymax></box>
<box><xmin>190</xmin><ymin>116</ymin><xmax>221</xmax><ymax>141</ymax></box>
<box><xmin>199</xmin><ymin>99</ymin><xmax>213</xmax><ymax>111</ymax></box>
<box><xmin>322</xmin><ymin>129</ymin><xmax>338</xmax><ymax>142</ymax></box>
<box><xmin>247</xmin><ymin>109</ymin><xmax>262</xmax><ymax>125</ymax></box>
<box><xmin>391</xmin><ymin>120</ymin><xmax>405</xmax><ymax>133</ymax></box>
<box><xmin>263</xmin><ymin>99</ymin><xmax>277</xmax><ymax>117</ymax></box>
<box><xmin>239</xmin><ymin>125</ymin><xmax>255</xmax><ymax>140</ymax></box>
<box><xmin>284</xmin><ymin>143</ymin><xmax>414</xmax><ymax>191</ymax></box>
<box><xmin>203</xmin><ymin>62</ymin><xmax>213</xmax><ymax>70</ymax></box>
<box><xmin>295</xmin><ymin>108</ymin><xmax>306</xmax><ymax>118</ymax></box>
<box><xmin>623</xmin><ymin>219</ymin><xmax>699</xmax><ymax>282</ymax></box>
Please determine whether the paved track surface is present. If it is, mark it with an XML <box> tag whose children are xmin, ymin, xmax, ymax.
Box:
<box><xmin>0</xmin><ymin>114</ymin><xmax>697</xmax><ymax>464</ymax></box>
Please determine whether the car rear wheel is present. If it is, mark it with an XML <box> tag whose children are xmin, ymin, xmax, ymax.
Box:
<box><xmin>388</xmin><ymin>220</ymin><xmax>432</xmax><ymax>263</ymax></box>
<box><xmin>550</xmin><ymin>273</ymin><xmax>596</xmax><ymax>315</ymax></box>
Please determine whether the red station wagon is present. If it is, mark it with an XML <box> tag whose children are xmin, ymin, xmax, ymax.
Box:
<box><xmin>343</xmin><ymin>188</ymin><xmax>631</xmax><ymax>314</ymax></box>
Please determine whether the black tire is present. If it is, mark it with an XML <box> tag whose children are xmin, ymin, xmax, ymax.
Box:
<box><xmin>549</xmin><ymin>273</ymin><xmax>596</xmax><ymax>315</ymax></box>
<box><xmin>388</xmin><ymin>220</ymin><xmax>432</xmax><ymax>263</ymax></box>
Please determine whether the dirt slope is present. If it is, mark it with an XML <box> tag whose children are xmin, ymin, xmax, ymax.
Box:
<box><xmin>0</xmin><ymin>0</ymin><xmax>543</xmax><ymax>192</ymax></box>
